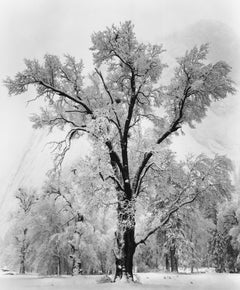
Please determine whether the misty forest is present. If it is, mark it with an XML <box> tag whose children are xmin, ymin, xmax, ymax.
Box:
<box><xmin>1</xmin><ymin>21</ymin><xmax>240</xmax><ymax>288</ymax></box>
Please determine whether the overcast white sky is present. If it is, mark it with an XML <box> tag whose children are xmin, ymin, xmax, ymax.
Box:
<box><xmin>0</xmin><ymin>0</ymin><xmax>240</xmax><ymax>216</ymax></box>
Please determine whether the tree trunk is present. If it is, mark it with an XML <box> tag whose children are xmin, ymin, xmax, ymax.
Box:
<box><xmin>114</xmin><ymin>228</ymin><xmax>136</xmax><ymax>281</ymax></box>
<box><xmin>165</xmin><ymin>253</ymin><xmax>170</xmax><ymax>272</ymax></box>
<box><xmin>69</xmin><ymin>223</ymin><xmax>82</xmax><ymax>275</ymax></box>
<box><xmin>19</xmin><ymin>228</ymin><xmax>28</xmax><ymax>274</ymax></box>
<box><xmin>70</xmin><ymin>247</ymin><xmax>82</xmax><ymax>275</ymax></box>
<box><xmin>190</xmin><ymin>244</ymin><xmax>194</xmax><ymax>273</ymax></box>
<box><xmin>58</xmin><ymin>257</ymin><xmax>61</xmax><ymax>275</ymax></box>
<box><xmin>113</xmin><ymin>198</ymin><xmax>136</xmax><ymax>281</ymax></box>
<box><xmin>20</xmin><ymin>260</ymin><xmax>25</xmax><ymax>274</ymax></box>
<box><xmin>123</xmin><ymin>228</ymin><xmax>136</xmax><ymax>279</ymax></box>
<box><xmin>170</xmin><ymin>244</ymin><xmax>178</xmax><ymax>272</ymax></box>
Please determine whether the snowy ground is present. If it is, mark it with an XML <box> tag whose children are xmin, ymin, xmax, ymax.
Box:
<box><xmin>0</xmin><ymin>272</ymin><xmax>240</xmax><ymax>290</ymax></box>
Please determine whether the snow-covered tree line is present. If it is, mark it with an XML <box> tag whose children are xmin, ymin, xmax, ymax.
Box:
<box><xmin>1</xmin><ymin>21</ymin><xmax>239</xmax><ymax>279</ymax></box>
<box><xmin>1</xmin><ymin>154</ymin><xmax>239</xmax><ymax>275</ymax></box>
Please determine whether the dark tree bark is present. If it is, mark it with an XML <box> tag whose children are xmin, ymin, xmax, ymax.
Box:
<box><xmin>113</xmin><ymin>254</ymin><xmax>123</xmax><ymax>280</ymax></box>
<box><xmin>19</xmin><ymin>260</ymin><xmax>25</xmax><ymax>274</ymax></box>
<box><xmin>113</xmin><ymin>230</ymin><xmax>136</xmax><ymax>281</ymax></box>
<box><xmin>113</xmin><ymin>197</ymin><xmax>136</xmax><ymax>281</ymax></box>
<box><xmin>170</xmin><ymin>243</ymin><xmax>178</xmax><ymax>272</ymax></box>
<box><xmin>123</xmin><ymin>228</ymin><xmax>136</xmax><ymax>279</ymax></box>
<box><xmin>57</xmin><ymin>257</ymin><xmax>61</xmax><ymax>275</ymax></box>
<box><xmin>165</xmin><ymin>254</ymin><xmax>170</xmax><ymax>272</ymax></box>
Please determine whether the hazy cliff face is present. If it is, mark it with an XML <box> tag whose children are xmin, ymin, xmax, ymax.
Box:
<box><xmin>164</xmin><ymin>20</ymin><xmax>240</xmax><ymax>84</ymax></box>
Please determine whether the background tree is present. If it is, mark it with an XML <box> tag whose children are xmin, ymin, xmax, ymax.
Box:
<box><xmin>208</xmin><ymin>199</ymin><xmax>240</xmax><ymax>273</ymax></box>
<box><xmin>136</xmin><ymin>153</ymin><xmax>233</xmax><ymax>271</ymax></box>
<box><xmin>5</xmin><ymin>21</ymin><xmax>235</xmax><ymax>280</ymax></box>
<box><xmin>45</xmin><ymin>180</ymin><xmax>85</xmax><ymax>275</ymax></box>
<box><xmin>15</xmin><ymin>188</ymin><xmax>37</xmax><ymax>274</ymax></box>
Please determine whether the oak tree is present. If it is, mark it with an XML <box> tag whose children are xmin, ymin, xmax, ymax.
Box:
<box><xmin>5</xmin><ymin>21</ymin><xmax>235</xmax><ymax>280</ymax></box>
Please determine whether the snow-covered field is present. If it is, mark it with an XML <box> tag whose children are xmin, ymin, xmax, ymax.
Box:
<box><xmin>0</xmin><ymin>273</ymin><xmax>240</xmax><ymax>290</ymax></box>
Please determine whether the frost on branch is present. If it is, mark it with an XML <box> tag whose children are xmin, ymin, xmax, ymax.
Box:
<box><xmin>164</xmin><ymin>44</ymin><xmax>236</xmax><ymax>129</ymax></box>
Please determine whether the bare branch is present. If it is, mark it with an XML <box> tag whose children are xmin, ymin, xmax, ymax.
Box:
<box><xmin>36</xmin><ymin>79</ymin><xmax>93</xmax><ymax>114</ymax></box>
<box><xmin>134</xmin><ymin>163</ymin><xmax>154</xmax><ymax>197</ymax></box>
<box><xmin>95</xmin><ymin>68</ymin><xmax>122</xmax><ymax>136</ymax></box>
<box><xmin>136</xmin><ymin>187</ymin><xmax>203</xmax><ymax>247</ymax></box>
<box><xmin>48</xmin><ymin>187</ymin><xmax>74</xmax><ymax>211</ymax></box>
<box><xmin>132</xmin><ymin>152</ymin><xmax>153</xmax><ymax>194</ymax></box>
<box><xmin>47</xmin><ymin>127</ymin><xmax>95</xmax><ymax>172</ymax></box>
<box><xmin>133</xmin><ymin>84</ymin><xmax>192</xmax><ymax>193</ymax></box>
<box><xmin>43</xmin><ymin>115</ymin><xmax>79</xmax><ymax>128</ymax></box>
<box><xmin>95</xmin><ymin>68</ymin><xmax>114</xmax><ymax>104</ymax></box>
<box><xmin>105</xmin><ymin>140</ymin><xmax>123</xmax><ymax>175</ymax></box>
<box><xmin>106</xmin><ymin>176</ymin><xmax>124</xmax><ymax>192</ymax></box>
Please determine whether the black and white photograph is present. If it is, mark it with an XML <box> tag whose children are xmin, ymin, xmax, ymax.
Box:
<box><xmin>0</xmin><ymin>0</ymin><xmax>240</xmax><ymax>289</ymax></box>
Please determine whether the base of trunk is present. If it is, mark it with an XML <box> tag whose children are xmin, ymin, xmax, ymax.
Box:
<box><xmin>20</xmin><ymin>262</ymin><xmax>25</xmax><ymax>274</ymax></box>
<box><xmin>113</xmin><ymin>253</ymin><xmax>135</xmax><ymax>282</ymax></box>
<box><xmin>113</xmin><ymin>226</ymin><xmax>135</xmax><ymax>282</ymax></box>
